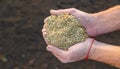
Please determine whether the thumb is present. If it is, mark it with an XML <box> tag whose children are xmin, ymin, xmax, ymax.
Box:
<box><xmin>46</xmin><ymin>45</ymin><xmax>66</xmax><ymax>57</ymax></box>
<box><xmin>47</xmin><ymin>45</ymin><xmax>65</xmax><ymax>53</ymax></box>
<box><xmin>46</xmin><ymin>45</ymin><xmax>71</xmax><ymax>63</ymax></box>
<box><xmin>50</xmin><ymin>8</ymin><xmax>77</xmax><ymax>15</ymax></box>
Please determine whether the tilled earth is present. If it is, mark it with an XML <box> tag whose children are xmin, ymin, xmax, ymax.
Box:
<box><xmin>0</xmin><ymin>0</ymin><xmax>120</xmax><ymax>69</ymax></box>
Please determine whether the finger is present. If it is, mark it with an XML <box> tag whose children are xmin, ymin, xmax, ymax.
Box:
<box><xmin>42</xmin><ymin>32</ymin><xmax>49</xmax><ymax>45</ymax></box>
<box><xmin>42</xmin><ymin>29</ymin><xmax>46</xmax><ymax>32</ymax></box>
<box><xmin>47</xmin><ymin>45</ymin><xmax>66</xmax><ymax>59</ymax></box>
<box><xmin>47</xmin><ymin>45</ymin><xmax>70</xmax><ymax>63</ymax></box>
<box><xmin>47</xmin><ymin>45</ymin><xmax>65</xmax><ymax>54</ymax></box>
<box><xmin>42</xmin><ymin>32</ymin><xmax>47</xmax><ymax>38</ymax></box>
<box><xmin>44</xmin><ymin>17</ymin><xmax>49</xmax><ymax>23</ymax></box>
<box><xmin>50</xmin><ymin>8</ymin><xmax>77</xmax><ymax>15</ymax></box>
<box><xmin>43</xmin><ymin>32</ymin><xmax>47</xmax><ymax>35</ymax></box>
<box><xmin>47</xmin><ymin>45</ymin><xmax>78</xmax><ymax>63</ymax></box>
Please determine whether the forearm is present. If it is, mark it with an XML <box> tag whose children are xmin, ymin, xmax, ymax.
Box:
<box><xmin>89</xmin><ymin>41</ymin><xmax>120</xmax><ymax>68</ymax></box>
<box><xmin>93</xmin><ymin>5</ymin><xmax>120</xmax><ymax>35</ymax></box>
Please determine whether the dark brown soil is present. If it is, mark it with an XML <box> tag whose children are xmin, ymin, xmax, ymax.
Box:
<box><xmin>0</xmin><ymin>0</ymin><xmax>120</xmax><ymax>69</ymax></box>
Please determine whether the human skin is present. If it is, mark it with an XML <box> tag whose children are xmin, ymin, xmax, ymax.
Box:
<box><xmin>92</xmin><ymin>5</ymin><xmax>120</xmax><ymax>36</ymax></box>
<box><xmin>42</xmin><ymin>5</ymin><xmax>120</xmax><ymax>68</ymax></box>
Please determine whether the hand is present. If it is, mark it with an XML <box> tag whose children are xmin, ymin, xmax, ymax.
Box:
<box><xmin>42</xmin><ymin>27</ymin><xmax>95</xmax><ymax>63</ymax></box>
<box><xmin>46</xmin><ymin>38</ymin><xmax>95</xmax><ymax>63</ymax></box>
<box><xmin>49</xmin><ymin>8</ymin><xmax>96</xmax><ymax>37</ymax></box>
<box><xmin>42</xmin><ymin>8</ymin><xmax>96</xmax><ymax>63</ymax></box>
<box><xmin>42</xmin><ymin>28</ymin><xmax>95</xmax><ymax>63</ymax></box>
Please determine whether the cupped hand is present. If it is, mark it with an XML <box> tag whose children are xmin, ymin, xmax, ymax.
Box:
<box><xmin>46</xmin><ymin>38</ymin><xmax>95</xmax><ymax>63</ymax></box>
<box><xmin>42</xmin><ymin>8</ymin><xmax>97</xmax><ymax>63</ymax></box>
<box><xmin>48</xmin><ymin>8</ymin><xmax>96</xmax><ymax>37</ymax></box>
<box><xmin>42</xmin><ymin>26</ymin><xmax>95</xmax><ymax>63</ymax></box>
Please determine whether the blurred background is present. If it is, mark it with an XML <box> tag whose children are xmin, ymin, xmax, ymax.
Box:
<box><xmin>0</xmin><ymin>0</ymin><xmax>120</xmax><ymax>69</ymax></box>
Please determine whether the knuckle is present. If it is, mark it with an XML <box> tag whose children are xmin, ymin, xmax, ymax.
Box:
<box><xmin>44</xmin><ymin>17</ymin><xmax>49</xmax><ymax>23</ymax></box>
<box><xmin>69</xmin><ymin>8</ymin><xmax>77</xmax><ymax>13</ymax></box>
<box><xmin>41</xmin><ymin>29</ymin><xmax>45</xmax><ymax>32</ymax></box>
<box><xmin>60</xmin><ymin>59</ymin><xmax>69</xmax><ymax>63</ymax></box>
<box><xmin>61</xmin><ymin>61</ymin><xmax>69</xmax><ymax>63</ymax></box>
<box><xmin>71</xmin><ymin>8</ymin><xmax>76</xmax><ymax>10</ymax></box>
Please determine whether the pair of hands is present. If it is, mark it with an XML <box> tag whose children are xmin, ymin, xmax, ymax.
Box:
<box><xmin>42</xmin><ymin>8</ymin><xmax>97</xmax><ymax>63</ymax></box>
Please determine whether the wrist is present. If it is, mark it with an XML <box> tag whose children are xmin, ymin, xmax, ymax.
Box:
<box><xmin>88</xmin><ymin>39</ymin><xmax>98</xmax><ymax>60</ymax></box>
<box><xmin>88</xmin><ymin>40</ymin><xmax>105</xmax><ymax>60</ymax></box>
<box><xmin>85</xmin><ymin>38</ymin><xmax>95</xmax><ymax>61</ymax></box>
<box><xmin>88</xmin><ymin>12</ymin><xmax>107</xmax><ymax>36</ymax></box>
<box><xmin>85</xmin><ymin>13</ymin><xmax>98</xmax><ymax>37</ymax></box>
<box><xmin>91</xmin><ymin>13</ymin><xmax>103</xmax><ymax>36</ymax></box>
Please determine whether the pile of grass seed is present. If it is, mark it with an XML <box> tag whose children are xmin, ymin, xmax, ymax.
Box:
<box><xmin>44</xmin><ymin>13</ymin><xmax>88</xmax><ymax>50</ymax></box>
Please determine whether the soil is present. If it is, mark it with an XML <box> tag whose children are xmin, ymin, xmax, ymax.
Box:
<box><xmin>0</xmin><ymin>0</ymin><xmax>120</xmax><ymax>69</ymax></box>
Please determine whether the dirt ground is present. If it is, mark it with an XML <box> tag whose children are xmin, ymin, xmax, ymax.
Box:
<box><xmin>0</xmin><ymin>0</ymin><xmax>120</xmax><ymax>69</ymax></box>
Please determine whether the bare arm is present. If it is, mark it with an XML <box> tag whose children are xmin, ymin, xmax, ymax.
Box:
<box><xmin>43</xmin><ymin>6</ymin><xmax>120</xmax><ymax>68</ymax></box>
<box><xmin>89</xmin><ymin>41</ymin><xmax>120</xmax><ymax>68</ymax></box>
<box><xmin>89</xmin><ymin>5</ymin><xmax>120</xmax><ymax>68</ymax></box>
<box><xmin>93</xmin><ymin>5</ymin><xmax>120</xmax><ymax>36</ymax></box>
<box><xmin>48</xmin><ymin>6</ymin><xmax>120</xmax><ymax>37</ymax></box>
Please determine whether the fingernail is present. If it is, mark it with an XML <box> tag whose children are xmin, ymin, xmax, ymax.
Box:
<box><xmin>50</xmin><ymin>9</ymin><xmax>56</xmax><ymax>12</ymax></box>
<box><xmin>47</xmin><ymin>46</ymin><xmax>52</xmax><ymax>52</ymax></box>
<box><xmin>43</xmin><ymin>32</ymin><xmax>47</xmax><ymax>35</ymax></box>
<box><xmin>42</xmin><ymin>29</ymin><xmax>46</xmax><ymax>32</ymax></box>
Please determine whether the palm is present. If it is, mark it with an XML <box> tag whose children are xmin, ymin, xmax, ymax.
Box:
<box><xmin>46</xmin><ymin>38</ymin><xmax>94</xmax><ymax>63</ymax></box>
